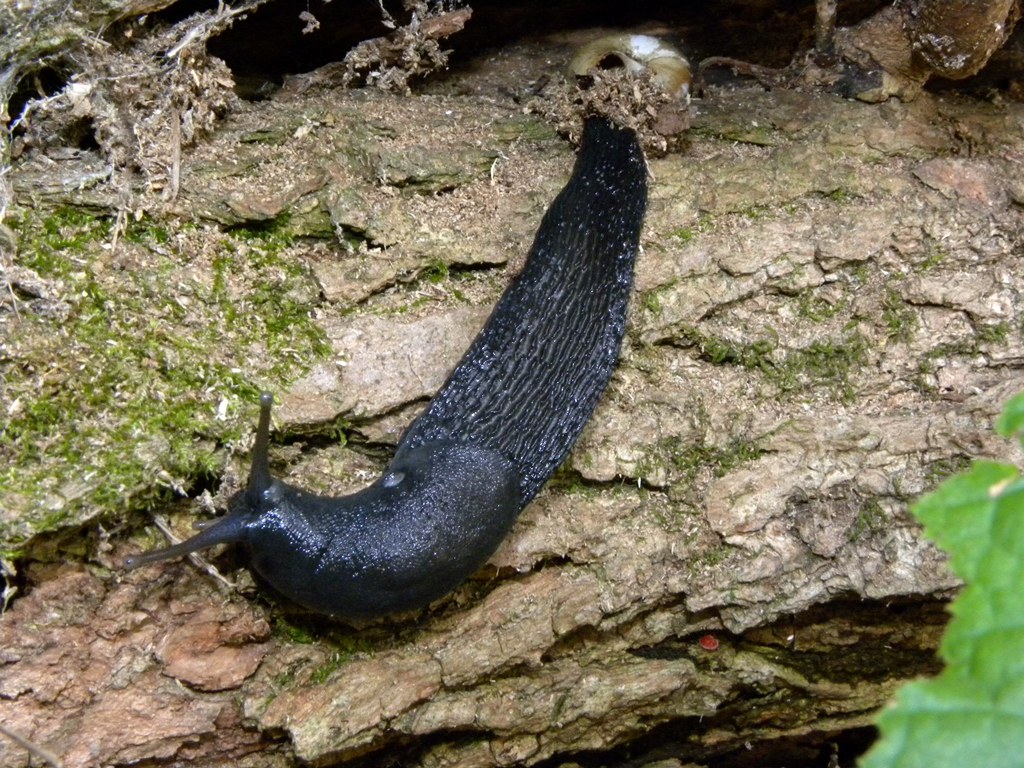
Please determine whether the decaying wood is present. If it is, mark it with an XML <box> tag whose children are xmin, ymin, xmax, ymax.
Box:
<box><xmin>834</xmin><ymin>0</ymin><xmax>1022</xmax><ymax>101</ymax></box>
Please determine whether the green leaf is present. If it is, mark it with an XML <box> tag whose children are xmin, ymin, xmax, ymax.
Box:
<box><xmin>862</xmin><ymin>395</ymin><xmax>1024</xmax><ymax>768</ymax></box>
<box><xmin>997</xmin><ymin>391</ymin><xmax>1024</xmax><ymax>447</ymax></box>
<box><xmin>912</xmin><ymin>461</ymin><xmax>1021</xmax><ymax>582</ymax></box>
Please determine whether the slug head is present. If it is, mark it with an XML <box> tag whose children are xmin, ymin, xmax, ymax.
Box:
<box><xmin>124</xmin><ymin>393</ymin><xmax>522</xmax><ymax>619</ymax></box>
<box><xmin>236</xmin><ymin>439</ymin><xmax>522</xmax><ymax>617</ymax></box>
<box><xmin>122</xmin><ymin>392</ymin><xmax>277</xmax><ymax>571</ymax></box>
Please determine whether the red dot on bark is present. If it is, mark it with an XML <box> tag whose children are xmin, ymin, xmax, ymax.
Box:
<box><xmin>698</xmin><ymin>634</ymin><xmax>719</xmax><ymax>651</ymax></box>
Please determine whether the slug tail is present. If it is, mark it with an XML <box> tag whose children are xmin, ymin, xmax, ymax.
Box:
<box><xmin>122</xmin><ymin>510</ymin><xmax>249</xmax><ymax>570</ymax></box>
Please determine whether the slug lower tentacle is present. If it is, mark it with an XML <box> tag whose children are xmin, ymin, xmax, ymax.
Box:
<box><xmin>126</xmin><ymin>115</ymin><xmax>647</xmax><ymax>618</ymax></box>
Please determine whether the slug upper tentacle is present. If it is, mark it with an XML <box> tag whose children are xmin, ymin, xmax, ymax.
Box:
<box><xmin>127</xmin><ymin>104</ymin><xmax>649</xmax><ymax>619</ymax></box>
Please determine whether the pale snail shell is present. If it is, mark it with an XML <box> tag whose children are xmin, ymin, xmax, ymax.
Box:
<box><xmin>567</xmin><ymin>34</ymin><xmax>692</xmax><ymax>99</ymax></box>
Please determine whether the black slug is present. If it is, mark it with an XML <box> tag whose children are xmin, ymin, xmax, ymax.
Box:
<box><xmin>125</xmin><ymin>116</ymin><xmax>648</xmax><ymax>618</ymax></box>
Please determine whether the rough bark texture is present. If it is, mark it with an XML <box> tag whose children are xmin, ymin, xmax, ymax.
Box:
<box><xmin>2</xmin><ymin>5</ymin><xmax>1024</xmax><ymax>768</ymax></box>
<box><xmin>834</xmin><ymin>0</ymin><xmax>1021</xmax><ymax>101</ymax></box>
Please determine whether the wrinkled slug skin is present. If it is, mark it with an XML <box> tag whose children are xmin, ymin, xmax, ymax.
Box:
<box><xmin>398</xmin><ymin>116</ymin><xmax>647</xmax><ymax>504</ymax></box>
<box><xmin>127</xmin><ymin>117</ymin><xmax>647</xmax><ymax>619</ymax></box>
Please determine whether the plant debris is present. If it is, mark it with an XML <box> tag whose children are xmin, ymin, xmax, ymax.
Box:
<box><xmin>536</xmin><ymin>66</ymin><xmax>689</xmax><ymax>156</ymax></box>
<box><xmin>342</xmin><ymin>1</ymin><xmax>472</xmax><ymax>94</ymax></box>
<box><xmin>11</xmin><ymin>4</ymin><xmax>253</xmax><ymax>204</ymax></box>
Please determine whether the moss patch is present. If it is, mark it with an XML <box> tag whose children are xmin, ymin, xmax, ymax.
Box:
<box><xmin>677</xmin><ymin>325</ymin><xmax>868</xmax><ymax>403</ymax></box>
<box><xmin>881</xmin><ymin>288</ymin><xmax>918</xmax><ymax>343</ymax></box>
<box><xmin>632</xmin><ymin>433</ymin><xmax>765</xmax><ymax>496</ymax></box>
<box><xmin>0</xmin><ymin>207</ymin><xmax>331</xmax><ymax>558</ymax></box>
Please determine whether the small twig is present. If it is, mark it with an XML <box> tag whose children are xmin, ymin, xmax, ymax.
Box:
<box><xmin>488</xmin><ymin>152</ymin><xmax>505</xmax><ymax>185</ymax></box>
<box><xmin>9</xmin><ymin>85</ymin><xmax>66</xmax><ymax>133</ymax></box>
<box><xmin>0</xmin><ymin>247</ymin><xmax>22</xmax><ymax>320</ymax></box>
<box><xmin>343</xmin><ymin>6</ymin><xmax>472</xmax><ymax>82</ymax></box>
<box><xmin>164</xmin><ymin>0</ymin><xmax>255</xmax><ymax>59</ymax></box>
<box><xmin>168</xmin><ymin>106</ymin><xmax>181</xmax><ymax>201</ymax></box>
<box><xmin>0</xmin><ymin>723</ymin><xmax>64</xmax><ymax>768</ymax></box>
<box><xmin>815</xmin><ymin>0</ymin><xmax>838</xmax><ymax>54</ymax></box>
<box><xmin>3</xmin><ymin>278</ymin><xmax>19</xmax><ymax>320</ymax></box>
<box><xmin>0</xmin><ymin>124</ymin><xmax>12</xmax><ymax>225</ymax></box>
<box><xmin>376</xmin><ymin>0</ymin><xmax>398</xmax><ymax>29</ymax></box>
<box><xmin>698</xmin><ymin>56</ymin><xmax>786</xmax><ymax>91</ymax></box>
<box><xmin>108</xmin><ymin>206</ymin><xmax>127</xmax><ymax>255</ymax></box>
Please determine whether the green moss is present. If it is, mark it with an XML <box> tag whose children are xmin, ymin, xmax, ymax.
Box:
<box><xmin>309</xmin><ymin>651</ymin><xmax>347</xmax><ymax>685</ymax></box>
<box><xmin>847</xmin><ymin>262</ymin><xmax>871</xmax><ymax>284</ymax></box>
<box><xmin>790</xmin><ymin>336</ymin><xmax>868</xmax><ymax>403</ymax></box>
<box><xmin>690</xmin><ymin>121</ymin><xmax>779</xmax><ymax>146</ymax></box>
<box><xmin>123</xmin><ymin>217</ymin><xmax>171</xmax><ymax>246</ymax></box>
<box><xmin>307</xmin><ymin>632</ymin><xmax>378</xmax><ymax>684</ymax></box>
<box><xmin>0</xmin><ymin>206</ymin><xmax>332</xmax><ymax>557</ymax></box>
<box><xmin>678</xmin><ymin>327</ymin><xmax>777</xmax><ymax>371</ymax></box>
<box><xmin>239</xmin><ymin>126</ymin><xmax>296</xmax><ymax>145</ymax></box>
<box><xmin>491</xmin><ymin>116</ymin><xmax>560</xmax><ymax>143</ymax></box>
<box><xmin>918</xmin><ymin>342</ymin><xmax>973</xmax><ymax>389</ymax></box>
<box><xmin>689</xmin><ymin>544</ymin><xmax>731</xmax><ymax>572</ymax></box>
<box><xmin>915</xmin><ymin>244</ymin><xmax>947</xmax><ymax>272</ymax></box>
<box><xmin>923</xmin><ymin>455</ymin><xmax>972</xmax><ymax>489</ymax></box>
<box><xmin>544</xmin><ymin>463</ymin><xmax>594</xmax><ymax>494</ymax></box>
<box><xmin>881</xmin><ymin>288</ymin><xmax>918</xmax><ymax>343</ymax></box>
<box><xmin>669</xmin><ymin>214</ymin><xmax>715</xmax><ymax>245</ymax></box>
<box><xmin>678</xmin><ymin>326</ymin><xmax>867</xmax><ymax>403</ymax></box>
<box><xmin>740</xmin><ymin>203</ymin><xmax>772</xmax><ymax>221</ymax></box>
<box><xmin>850</xmin><ymin>499</ymin><xmax>888</xmax><ymax>540</ymax></box>
<box><xmin>275</xmin><ymin>620</ymin><xmax>317</xmax><ymax>645</ymax></box>
<box><xmin>422</xmin><ymin>259</ymin><xmax>450</xmax><ymax>284</ymax></box>
<box><xmin>824</xmin><ymin>188</ymin><xmax>853</xmax><ymax>203</ymax></box>
<box><xmin>20</xmin><ymin>207</ymin><xmax>111</xmax><ymax>276</ymax></box>
<box><xmin>642</xmin><ymin>289</ymin><xmax>664</xmax><ymax>314</ymax></box>
<box><xmin>975</xmin><ymin>321</ymin><xmax>1009</xmax><ymax>345</ymax></box>
<box><xmin>796</xmin><ymin>289</ymin><xmax>846</xmax><ymax>323</ymax></box>
<box><xmin>671</xmin><ymin>227</ymin><xmax>698</xmax><ymax>244</ymax></box>
<box><xmin>669</xmin><ymin>437</ymin><xmax>765</xmax><ymax>487</ymax></box>
<box><xmin>915</xmin><ymin>323</ymin><xmax>1012</xmax><ymax>395</ymax></box>
<box><xmin>631</xmin><ymin>431</ymin><xmax>764</xmax><ymax>494</ymax></box>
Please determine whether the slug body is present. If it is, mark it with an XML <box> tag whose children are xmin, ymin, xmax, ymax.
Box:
<box><xmin>126</xmin><ymin>117</ymin><xmax>647</xmax><ymax>618</ymax></box>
